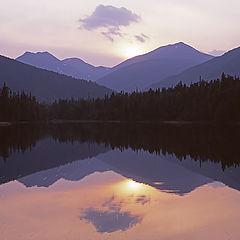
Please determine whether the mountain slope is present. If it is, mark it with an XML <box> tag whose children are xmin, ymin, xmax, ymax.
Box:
<box><xmin>96</xmin><ymin>42</ymin><xmax>213</xmax><ymax>92</ymax></box>
<box><xmin>0</xmin><ymin>55</ymin><xmax>112</xmax><ymax>102</ymax></box>
<box><xmin>150</xmin><ymin>45</ymin><xmax>240</xmax><ymax>89</ymax></box>
<box><xmin>0</xmin><ymin>137</ymin><xmax>110</xmax><ymax>185</ymax></box>
<box><xmin>16</xmin><ymin>52</ymin><xmax>111</xmax><ymax>81</ymax></box>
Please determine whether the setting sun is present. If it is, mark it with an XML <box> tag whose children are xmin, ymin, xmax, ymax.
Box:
<box><xmin>124</xmin><ymin>46</ymin><xmax>143</xmax><ymax>59</ymax></box>
<box><xmin>128</xmin><ymin>180</ymin><xmax>141</xmax><ymax>189</ymax></box>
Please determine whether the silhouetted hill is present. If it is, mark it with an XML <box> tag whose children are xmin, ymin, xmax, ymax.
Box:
<box><xmin>18</xmin><ymin>157</ymin><xmax>111</xmax><ymax>188</ymax></box>
<box><xmin>16</xmin><ymin>52</ymin><xmax>111</xmax><ymax>81</ymax></box>
<box><xmin>98</xmin><ymin>150</ymin><xmax>213</xmax><ymax>195</ymax></box>
<box><xmin>0</xmin><ymin>55</ymin><xmax>112</xmax><ymax>102</ymax></box>
<box><xmin>0</xmin><ymin>137</ymin><xmax>110</xmax><ymax>185</ymax></box>
<box><xmin>17</xmin><ymin>150</ymin><xmax>212</xmax><ymax>195</ymax></box>
<box><xmin>150</xmin><ymin>45</ymin><xmax>240</xmax><ymax>89</ymax></box>
<box><xmin>97</xmin><ymin>42</ymin><xmax>213</xmax><ymax>92</ymax></box>
<box><xmin>1</xmin><ymin>123</ymin><xmax>240</xmax><ymax>192</ymax></box>
<box><xmin>16</xmin><ymin>148</ymin><xmax>240</xmax><ymax>194</ymax></box>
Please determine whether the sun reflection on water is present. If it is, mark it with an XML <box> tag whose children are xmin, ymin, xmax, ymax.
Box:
<box><xmin>127</xmin><ymin>180</ymin><xmax>142</xmax><ymax>191</ymax></box>
<box><xmin>115</xmin><ymin>179</ymin><xmax>148</xmax><ymax>196</ymax></box>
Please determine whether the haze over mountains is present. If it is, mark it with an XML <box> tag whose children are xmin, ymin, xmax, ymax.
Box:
<box><xmin>97</xmin><ymin>42</ymin><xmax>213</xmax><ymax>91</ymax></box>
<box><xmin>0</xmin><ymin>55</ymin><xmax>112</xmax><ymax>102</ymax></box>
<box><xmin>2</xmin><ymin>42</ymin><xmax>240</xmax><ymax>102</ymax></box>
<box><xmin>16</xmin><ymin>52</ymin><xmax>111</xmax><ymax>81</ymax></box>
<box><xmin>16</xmin><ymin>42</ymin><xmax>215</xmax><ymax>92</ymax></box>
<box><xmin>15</xmin><ymin>148</ymin><xmax>240</xmax><ymax>194</ymax></box>
<box><xmin>150</xmin><ymin>45</ymin><xmax>240</xmax><ymax>90</ymax></box>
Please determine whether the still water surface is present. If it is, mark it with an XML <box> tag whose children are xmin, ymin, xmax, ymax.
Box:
<box><xmin>0</xmin><ymin>123</ymin><xmax>240</xmax><ymax>240</ymax></box>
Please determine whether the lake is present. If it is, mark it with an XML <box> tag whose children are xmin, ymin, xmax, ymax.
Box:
<box><xmin>0</xmin><ymin>123</ymin><xmax>240</xmax><ymax>240</ymax></box>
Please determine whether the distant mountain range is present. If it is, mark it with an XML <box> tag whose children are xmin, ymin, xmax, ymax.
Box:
<box><xmin>3</xmin><ymin>42</ymin><xmax>240</xmax><ymax>99</ymax></box>
<box><xmin>149</xmin><ymin>45</ymin><xmax>240</xmax><ymax>90</ymax></box>
<box><xmin>16</xmin><ymin>51</ymin><xmax>111</xmax><ymax>81</ymax></box>
<box><xmin>0</xmin><ymin>138</ymin><xmax>110</xmax><ymax>185</ymax></box>
<box><xmin>0</xmin><ymin>55</ymin><xmax>112</xmax><ymax>102</ymax></box>
<box><xmin>96</xmin><ymin>42</ymin><xmax>213</xmax><ymax>91</ymax></box>
<box><xmin>18</xmin><ymin>149</ymin><xmax>213</xmax><ymax>195</ymax></box>
<box><xmin>15</xmin><ymin>42</ymin><xmax>214</xmax><ymax>93</ymax></box>
<box><xmin>17</xmin><ymin>148</ymin><xmax>240</xmax><ymax>194</ymax></box>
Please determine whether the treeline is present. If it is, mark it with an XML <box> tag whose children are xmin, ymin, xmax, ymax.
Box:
<box><xmin>1</xmin><ymin>73</ymin><xmax>240</xmax><ymax>122</ymax></box>
<box><xmin>0</xmin><ymin>124</ymin><xmax>47</xmax><ymax>160</ymax></box>
<box><xmin>1</xmin><ymin>123</ymin><xmax>240</xmax><ymax>169</ymax></box>
<box><xmin>0</xmin><ymin>83</ymin><xmax>44</xmax><ymax>121</ymax></box>
<box><xmin>49</xmin><ymin>73</ymin><xmax>240</xmax><ymax>122</ymax></box>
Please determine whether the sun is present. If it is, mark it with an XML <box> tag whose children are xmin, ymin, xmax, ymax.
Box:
<box><xmin>124</xmin><ymin>46</ymin><xmax>143</xmax><ymax>59</ymax></box>
<box><xmin>126</xmin><ymin>179</ymin><xmax>142</xmax><ymax>191</ymax></box>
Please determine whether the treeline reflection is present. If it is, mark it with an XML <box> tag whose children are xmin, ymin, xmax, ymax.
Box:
<box><xmin>0</xmin><ymin>123</ymin><xmax>240</xmax><ymax>169</ymax></box>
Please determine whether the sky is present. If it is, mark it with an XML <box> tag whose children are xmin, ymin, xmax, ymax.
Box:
<box><xmin>0</xmin><ymin>0</ymin><xmax>240</xmax><ymax>67</ymax></box>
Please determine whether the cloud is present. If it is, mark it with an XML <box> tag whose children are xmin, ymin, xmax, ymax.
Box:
<box><xmin>79</xmin><ymin>5</ymin><xmax>141</xmax><ymax>41</ymax></box>
<box><xmin>80</xmin><ymin>196</ymin><xmax>142</xmax><ymax>233</ymax></box>
<box><xmin>135</xmin><ymin>195</ymin><xmax>151</xmax><ymax>205</ymax></box>
<box><xmin>80</xmin><ymin>208</ymin><xmax>141</xmax><ymax>233</ymax></box>
<box><xmin>135</xmin><ymin>33</ymin><xmax>149</xmax><ymax>43</ymax></box>
<box><xmin>101</xmin><ymin>27</ymin><xmax>124</xmax><ymax>42</ymax></box>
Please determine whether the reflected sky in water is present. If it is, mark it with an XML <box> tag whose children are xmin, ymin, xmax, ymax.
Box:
<box><xmin>0</xmin><ymin>124</ymin><xmax>240</xmax><ymax>239</ymax></box>
<box><xmin>0</xmin><ymin>156</ymin><xmax>240</xmax><ymax>240</ymax></box>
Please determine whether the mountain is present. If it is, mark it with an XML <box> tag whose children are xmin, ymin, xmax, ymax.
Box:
<box><xmin>16</xmin><ymin>51</ymin><xmax>111</xmax><ymax>81</ymax></box>
<box><xmin>97</xmin><ymin>149</ymin><xmax>213</xmax><ymax>195</ymax></box>
<box><xmin>17</xmin><ymin>149</ymin><xmax>212</xmax><ymax>196</ymax></box>
<box><xmin>18</xmin><ymin>157</ymin><xmax>111</xmax><ymax>188</ymax></box>
<box><xmin>96</xmin><ymin>42</ymin><xmax>213</xmax><ymax>92</ymax></box>
<box><xmin>0</xmin><ymin>55</ymin><xmax>112</xmax><ymax>102</ymax></box>
<box><xmin>0</xmin><ymin>137</ymin><xmax>110</xmax><ymax>185</ymax></box>
<box><xmin>149</xmin><ymin>45</ymin><xmax>240</xmax><ymax>90</ymax></box>
<box><xmin>18</xmin><ymin>148</ymin><xmax>240</xmax><ymax>194</ymax></box>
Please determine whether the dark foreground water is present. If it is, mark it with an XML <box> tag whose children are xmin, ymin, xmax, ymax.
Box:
<box><xmin>0</xmin><ymin>123</ymin><xmax>240</xmax><ymax>240</ymax></box>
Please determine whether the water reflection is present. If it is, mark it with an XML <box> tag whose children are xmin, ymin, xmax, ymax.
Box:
<box><xmin>80</xmin><ymin>194</ymin><xmax>142</xmax><ymax>233</ymax></box>
<box><xmin>0</xmin><ymin>123</ymin><xmax>240</xmax><ymax>239</ymax></box>
<box><xmin>18</xmin><ymin>150</ymin><xmax>214</xmax><ymax>195</ymax></box>
<box><xmin>1</xmin><ymin>172</ymin><xmax>240</xmax><ymax>240</ymax></box>
<box><xmin>1</xmin><ymin>123</ymin><xmax>240</xmax><ymax>187</ymax></box>
<box><xmin>1</xmin><ymin>122</ymin><xmax>240</xmax><ymax>167</ymax></box>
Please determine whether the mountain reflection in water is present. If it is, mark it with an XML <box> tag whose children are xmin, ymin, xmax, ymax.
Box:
<box><xmin>0</xmin><ymin>123</ymin><xmax>240</xmax><ymax>240</ymax></box>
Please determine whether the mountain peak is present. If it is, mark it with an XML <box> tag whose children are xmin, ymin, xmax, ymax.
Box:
<box><xmin>173</xmin><ymin>42</ymin><xmax>192</xmax><ymax>48</ymax></box>
<box><xmin>16</xmin><ymin>51</ymin><xmax>111</xmax><ymax>81</ymax></box>
<box><xmin>98</xmin><ymin>42</ymin><xmax>213</xmax><ymax>92</ymax></box>
<box><xmin>148</xmin><ymin>42</ymin><xmax>212</xmax><ymax>59</ymax></box>
<box><xmin>149</xmin><ymin>45</ymin><xmax>240</xmax><ymax>90</ymax></box>
<box><xmin>36</xmin><ymin>51</ymin><xmax>52</xmax><ymax>55</ymax></box>
<box><xmin>21</xmin><ymin>51</ymin><xmax>34</xmax><ymax>57</ymax></box>
<box><xmin>17</xmin><ymin>51</ymin><xmax>60</xmax><ymax>62</ymax></box>
<box><xmin>173</xmin><ymin>41</ymin><xmax>187</xmax><ymax>46</ymax></box>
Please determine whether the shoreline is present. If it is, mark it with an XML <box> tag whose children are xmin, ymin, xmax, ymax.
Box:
<box><xmin>0</xmin><ymin>122</ymin><xmax>11</xmax><ymax>126</ymax></box>
<box><xmin>1</xmin><ymin>120</ymin><xmax>240</xmax><ymax>126</ymax></box>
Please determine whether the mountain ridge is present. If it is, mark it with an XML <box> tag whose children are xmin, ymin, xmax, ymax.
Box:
<box><xmin>16</xmin><ymin>51</ymin><xmax>111</xmax><ymax>81</ymax></box>
<box><xmin>0</xmin><ymin>54</ymin><xmax>113</xmax><ymax>102</ymax></box>
<box><xmin>96</xmin><ymin>42</ymin><xmax>213</xmax><ymax>92</ymax></box>
<box><xmin>149</xmin><ymin>45</ymin><xmax>240</xmax><ymax>90</ymax></box>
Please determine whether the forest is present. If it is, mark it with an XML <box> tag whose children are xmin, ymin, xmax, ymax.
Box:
<box><xmin>1</xmin><ymin>123</ymin><xmax>240</xmax><ymax>184</ymax></box>
<box><xmin>0</xmin><ymin>83</ymin><xmax>44</xmax><ymax>121</ymax></box>
<box><xmin>0</xmin><ymin>73</ymin><xmax>240</xmax><ymax>122</ymax></box>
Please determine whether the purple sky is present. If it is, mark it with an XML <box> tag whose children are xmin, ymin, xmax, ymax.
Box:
<box><xmin>0</xmin><ymin>0</ymin><xmax>239</xmax><ymax>66</ymax></box>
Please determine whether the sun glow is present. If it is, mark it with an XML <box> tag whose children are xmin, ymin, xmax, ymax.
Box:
<box><xmin>124</xmin><ymin>46</ymin><xmax>143</xmax><ymax>59</ymax></box>
<box><xmin>126</xmin><ymin>180</ymin><xmax>142</xmax><ymax>191</ymax></box>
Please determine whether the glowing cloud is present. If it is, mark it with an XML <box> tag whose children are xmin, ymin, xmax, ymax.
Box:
<box><xmin>79</xmin><ymin>5</ymin><xmax>141</xmax><ymax>42</ymax></box>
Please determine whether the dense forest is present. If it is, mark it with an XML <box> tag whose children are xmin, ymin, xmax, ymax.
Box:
<box><xmin>0</xmin><ymin>83</ymin><xmax>44</xmax><ymax>121</ymax></box>
<box><xmin>0</xmin><ymin>123</ymin><xmax>240</xmax><ymax>185</ymax></box>
<box><xmin>0</xmin><ymin>73</ymin><xmax>240</xmax><ymax>122</ymax></box>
